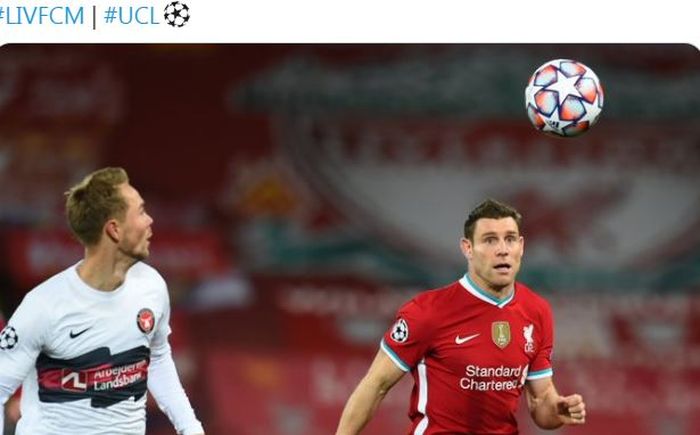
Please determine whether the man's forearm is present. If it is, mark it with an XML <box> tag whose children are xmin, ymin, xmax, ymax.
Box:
<box><xmin>527</xmin><ymin>385</ymin><xmax>563</xmax><ymax>429</ymax></box>
<box><xmin>0</xmin><ymin>374</ymin><xmax>23</xmax><ymax>432</ymax></box>
<box><xmin>530</xmin><ymin>399</ymin><xmax>564</xmax><ymax>430</ymax></box>
<box><xmin>147</xmin><ymin>348</ymin><xmax>204</xmax><ymax>435</ymax></box>
<box><xmin>336</xmin><ymin>377</ymin><xmax>390</xmax><ymax>435</ymax></box>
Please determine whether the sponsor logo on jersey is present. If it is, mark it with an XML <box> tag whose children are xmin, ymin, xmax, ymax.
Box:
<box><xmin>492</xmin><ymin>321</ymin><xmax>510</xmax><ymax>349</ymax></box>
<box><xmin>36</xmin><ymin>345</ymin><xmax>150</xmax><ymax>408</ymax></box>
<box><xmin>459</xmin><ymin>364</ymin><xmax>527</xmax><ymax>391</ymax></box>
<box><xmin>455</xmin><ymin>333</ymin><xmax>479</xmax><ymax>345</ymax></box>
<box><xmin>69</xmin><ymin>327</ymin><xmax>91</xmax><ymax>339</ymax></box>
<box><xmin>136</xmin><ymin>308</ymin><xmax>155</xmax><ymax>334</ymax></box>
<box><xmin>0</xmin><ymin>325</ymin><xmax>18</xmax><ymax>350</ymax></box>
<box><xmin>390</xmin><ymin>318</ymin><xmax>409</xmax><ymax>343</ymax></box>
<box><xmin>61</xmin><ymin>370</ymin><xmax>88</xmax><ymax>392</ymax></box>
<box><xmin>523</xmin><ymin>324</ymin><xmax>535</xmax><ymax>353</ymax></box>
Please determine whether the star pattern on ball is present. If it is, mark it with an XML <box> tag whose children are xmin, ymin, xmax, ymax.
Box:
<box><xmin>540</xmin><ymin>105</ymin><xmax>572</xmax><ymax>135</ymax></box>
<box><xmin>545</xmin><ymin>70</ymin><xmax>584</xmax><ymax>106</ymax></box>
<box><xmin>524</xmin><ymin>59</ymin><xmax>604</xmax><ymax>137</ymax></box>
<box><xmin>581</xmin><ymin>94</ymin><xmax>603</xmax><ymax>124</ymax></box>
<box><xmin>525</xmin><ymin>83</ymin><xmax>543</xmax><ymax>111</ymax></box>
<box><xmin>164</xmin><ymin>1</ymin><xmax>190</xmax><ymax>27</ymax></box>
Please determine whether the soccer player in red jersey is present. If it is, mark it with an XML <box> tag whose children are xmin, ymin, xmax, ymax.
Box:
<box><xmin>336</xmin><ymin>199</ymin><xmax>586</xmax><ymax>434</ymax></box>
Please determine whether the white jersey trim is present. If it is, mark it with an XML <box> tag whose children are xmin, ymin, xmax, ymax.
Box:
<box><xmin>459</xmin><ymin>274</ymin><xmax>514</xmax><ymax>309</ymax></box>
<box><xmin>380</xmin><ymin>339</ymin><xmax>410</xmax><ymax>372</ymax></box>
<box><xmin>414</xmin><ymin>358</ymin><xmax>429</xmax><ymax>435</ymax></box>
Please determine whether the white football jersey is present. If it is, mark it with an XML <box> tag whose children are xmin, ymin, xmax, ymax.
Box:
<box><xmin>1</xmin><ymin>262</ymin><xmax>173</xmax><ymax>435</ymax></box>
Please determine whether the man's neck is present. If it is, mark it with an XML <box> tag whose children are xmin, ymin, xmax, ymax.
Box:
<box><xmin>467</xmin><ymin>271</ymin><xmax>514</xmax><ymax>301</ymax></box>
<box><xmin>77</xmin><ymin>248</ymin><xmax>135</xmax><ymax>292</ymax></box>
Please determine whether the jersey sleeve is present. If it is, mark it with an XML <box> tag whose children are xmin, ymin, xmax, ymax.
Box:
<box><xmin>0</xmin><ymin>292</ymin><xmax>50</xmax><ymax>429</ymax></box>
<box><xmin>380</xmin><ymin>298</ymin><xmax>433</xmax><ymax>372</ymax></box>
<box><xmin>147</xmin><ymin>280</ymin><xmax>204</xmax><ymax>434</ymax></box>
<box><xmin>150</xmin><ymin>282</ymin><xmax>173</xmax><ymax>354</ymax></box>
<box><xmin>0</xmin><ymin>290</ymin><xmax>51</xmax><ymax>386</ymax></box>
<box><xmin>527</xmin><ymin>300</ymin><xmax>554</xmax><ymax>381</ymax></box>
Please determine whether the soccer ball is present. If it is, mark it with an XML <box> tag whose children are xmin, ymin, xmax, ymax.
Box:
<box><xmin>164</xmin><ymin>2</ymin><xmax>190</xmax><ymax>28</ymax></box>
<box><xmin>525</xmin><ymin>59</ymin><xmax>604</xmax><ymax>137</ymax></box>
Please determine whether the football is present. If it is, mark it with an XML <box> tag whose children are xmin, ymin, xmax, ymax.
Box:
<box><xmin>525</xmin><ymin>59</ymin><xmax>604</xmax><ymax>137</ymax></box>
<box><xmin>164</xmin><ymin>1</ymin><xmax>190</xmax><ymax>28</ymax></box>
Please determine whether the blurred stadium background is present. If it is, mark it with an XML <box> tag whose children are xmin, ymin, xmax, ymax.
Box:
<box><xmin>1</xmin><ymin>44</ymin><xmax>699</xmax><ymax>435</ymax></box>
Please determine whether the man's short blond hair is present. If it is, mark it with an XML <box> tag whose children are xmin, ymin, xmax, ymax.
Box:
<box><xmin>65</xmin><ymin>167</ymin><xmax>129</xmax><ymax>246</ymax></box>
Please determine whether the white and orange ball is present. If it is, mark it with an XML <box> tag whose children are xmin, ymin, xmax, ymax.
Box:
<box><xmin>525</xmin><ymin>59</ymin><xmax>604</xmax><ymax>137</ymax></box>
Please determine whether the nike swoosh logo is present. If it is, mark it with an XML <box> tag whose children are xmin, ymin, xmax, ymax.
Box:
<box><xmin>69</xmin><ymin>327</ymin><xmax>91</xmax><ymax>339</ymax></box>
<box><xmin>455</xmin><ymin>333</ymin><xmax>480</xmax><ymax>345</ymax></box>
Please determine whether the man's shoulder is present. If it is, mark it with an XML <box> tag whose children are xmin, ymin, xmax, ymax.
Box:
<box><xmin>129</xmin><ymin>261</ymin><xmax>166</xmax><ymax>286</ymax></box>
<box><xmin>515</xmin><ymin>281</ymin><xmax>551</xmax><ymax>310</ymax></box>
<box><xmin>10</xmin><ymin>266</ymin><xmax>74</xmax><ymax>320</ymax></box>
<box><xmin>403</xmin><ymin>281</ymin><xmax>461</xmax><ymax>310</ymax></box>
<box><xmin>26</xmin><ymin>265</ymin><xmax>74</xmax><ymax>301</ymax></box>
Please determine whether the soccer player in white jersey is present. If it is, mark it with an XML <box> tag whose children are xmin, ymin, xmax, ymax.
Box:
<box><xmin>0</xmin><ymin>167</ymin><xmax>205</xmax><ymax>435</ymax></box>
<box><xmin>336</xmin><ymin>199</ymin><xmax>586</xmax><ymax>434</ymax></box>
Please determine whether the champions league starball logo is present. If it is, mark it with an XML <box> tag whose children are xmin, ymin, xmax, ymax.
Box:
<box><xmin>164</xmin><ymin>1</ymin><xmax>190</xmax><ymax>27</ymax></box>
<box><xmin>390</xmin><ymin>318</ymin><xmax>409</xmax><ymax>343</ymax></box>
<box><xmin>0</xmin><ymin>325</ymin><xmax>18</xmax><ymax>350</ymax></box>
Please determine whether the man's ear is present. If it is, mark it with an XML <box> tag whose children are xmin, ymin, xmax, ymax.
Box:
<box><xmin>460</xmin><ymin>237</ymin><xmax>473</xmax><ymax>261</ymax></box>
<box><xmin>104</xmin><ymin>219</ymin><xmax>120</xmax><ymax>243</ymax></box>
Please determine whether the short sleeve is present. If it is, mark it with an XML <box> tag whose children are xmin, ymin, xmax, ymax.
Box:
<box><xmin>527</xmin><ymin>301</ymin><xmax>554</xmax><ymax>381</ymax></box>
<box><xmin>150</xmin><ymin>282</ymin><xmax>173</xmax><ymax>357</ymax></box>
<box><xmin>380</xmin><ymin>298</ymin><xmax>433</xmax><ymax>372</ymax></box>
<box><xmin>0</xmin><ymin>291</ymin><xmax>50</xmax><ymax>382</ymax></box>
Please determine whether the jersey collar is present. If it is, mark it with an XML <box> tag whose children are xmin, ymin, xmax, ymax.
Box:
<box><xmin>459</xmin><ymin>273</ymin><xmax>515</xmax><ymax>309</ymax></box>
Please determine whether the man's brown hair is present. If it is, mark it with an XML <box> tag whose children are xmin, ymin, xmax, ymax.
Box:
<box><xmin>463</xmin><ymin>198</ymin><xmax>522</xmax><ymax>241</ymax></box>
<box><xmin>65</xmin><ymin>167</ymin><xmax>129</xmax><ymax>246</ymax></box>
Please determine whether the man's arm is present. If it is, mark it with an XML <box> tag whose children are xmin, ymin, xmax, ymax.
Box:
<box><xmin>1</xmin><ymin>291</ymin><xmax>51</xmax><ymax>430</ymax></box>
<box><xmin>148</xmin><ymin>284</ymin><xmax>204</xmax><ymax>435</ymax></box>
<box><xmin>0</xmin><ymin>377</ymin><xmax>25</xmax><ymax>431</ymax></box>
<box><xmin>525</xmin><ymin>377</ymin><xmax>586</xmax><ymax>429</ymax></box>
<box><xmin>147</xmin><ymin>341</ymin><xmax>204</xmax><ymax>435</ymax></box>
<box><xmin>335</xmin><ymin>349</ymin><xmax>406</xmax><ymax>435</ymax></box>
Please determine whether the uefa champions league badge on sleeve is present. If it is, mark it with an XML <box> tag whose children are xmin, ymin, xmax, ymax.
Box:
<box><xmin>0</xmin><ymin>325</ymin><xmax>18</xmax><ymax>350</ymax></box>
<box><xmin>525</xmin><ymin>59</ymin><xmax>604</xmax><ymax>138</ymax></box>
<box><xmin>390</xmin><ymin>318</ymin><xmax>409</xmax><ymax>343</ymax></box>
<box><xmin>136</xmin><ymin>308</ymin><xmax>155</xmax><ymax>334</ymax></box>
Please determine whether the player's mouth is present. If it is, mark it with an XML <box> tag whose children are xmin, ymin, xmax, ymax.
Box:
<box><xmin>494</xmin><ymin>263</ymin><xmax>512</xmax><ymax>272</ymax></box>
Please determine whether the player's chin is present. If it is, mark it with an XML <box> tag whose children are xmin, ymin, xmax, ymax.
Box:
<box><xmin>490</xmin><ymin>273</ymin><xmax>514</xmax><ymax>287</ymax></box>
<box><xmin>133</xmin><ymin>247</ymin><xmax>150</xmax><ymax>261</ymax></box>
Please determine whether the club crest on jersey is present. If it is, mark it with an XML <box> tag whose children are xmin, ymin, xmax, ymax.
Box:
<box><xmin>492</xmin><ymin>321</ymin><xmax>510</xmax><ymax>349</ymax></box>
<box><xmin>136</xmin><ymin>308</ymin><xmax>155</xmax><ymax>334</ymax></box>
<box><xmin>523</xmin><ymin>324</ymin><xmax>535</xmax><ymax>353</ymax></box>
<box><xmin>390</xmin><ymin>318</ymin><xmax>409</xmax><ymax>343</ymax></box>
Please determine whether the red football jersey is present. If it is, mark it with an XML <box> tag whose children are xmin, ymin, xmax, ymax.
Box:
<box><xmin>381</xmin><ymin>274</ymin><xmax>554</xmax><ymax>435</ymax></box>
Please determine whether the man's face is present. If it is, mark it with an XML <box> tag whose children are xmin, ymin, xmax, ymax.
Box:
<box><xmin>461</xmin><ymin>217</ymin><xmax>524</xmax><ymax>292</ymax></box>
<box><xmin>116</xmin><ymin>183</ymin><xmax>153</xmax><ymax>261</ymax></box>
